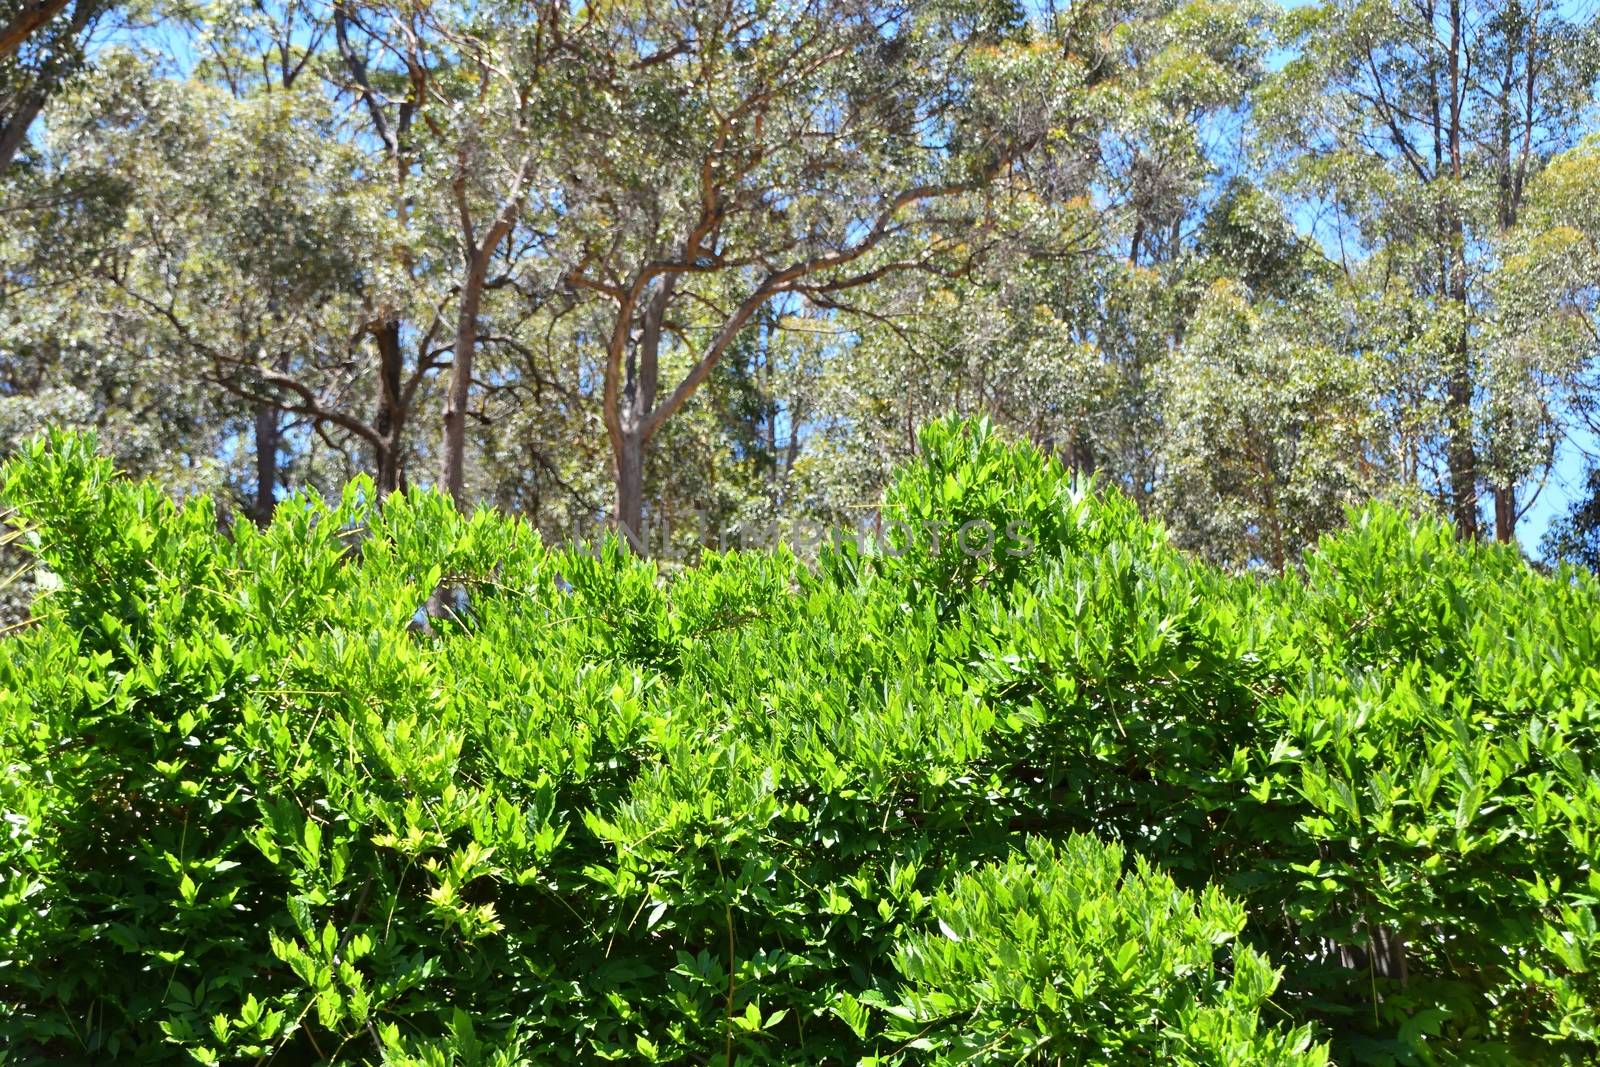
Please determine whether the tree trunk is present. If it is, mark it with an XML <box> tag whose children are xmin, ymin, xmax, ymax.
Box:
<box><xmin>376</xmin><ymin>439</ymin><xmax>402</xmax><ymax>498</ymax></box>
<box><xmin>1443</xmin><ymin>236</ymin><xmax>1476</xmax><ymax>539</ymax></box>
<box><xmin>1445</xmin><ymin>339</ymin><xmax>1478</xmax><ymax>540</ymax></box>
<box><xmin>0</xmin><ymin>0</ymin><xmax>98</xmax><ymax>176</ymax></box>
<box><xmin>252</xmin><ymin>401</ymin><xmax>280</xmax><ymax>528</ymax></box>
<box><xmin>373</xmin><ymin>318</ymin><xmax>405</xmax><ymax>496</ymax></box>
<box><xmin>1441</xmin><ymin>0</ymin><xmax>1478</xmax><ymax>541</ymax></box>
<box><xmin>440</xmin><ymin>256</ymin><xmax>488</xmax><ymax>506</ymax></box>
<box><xmin>1494</xmin><ymin>484</ymin><xmax>1516</xmax><ymax>543</ymax></box>
<box><xmin>614</xmin><ymin>430</ymin><xmax>645</xmax><ymax>546</ymax></box>
<box><xmin>606</xmin><ymin>276</ymin><xmax>674</xmax><ymax>552</ymax></box>
<box><xmin>438</xmin><ymin>155</ymin><xmax>525</xmax><ymax>507</ymax></box>
<box><xmin>1371</xmin><ymin>924</ymin><xmax>1408</xmax><ymax>987</ymax></box>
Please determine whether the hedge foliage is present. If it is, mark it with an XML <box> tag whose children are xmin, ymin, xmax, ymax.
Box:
<box><xmin>0</xmin><ymin>420</ymin><xmax>1597</xmax><ymax>1065</ymax></box>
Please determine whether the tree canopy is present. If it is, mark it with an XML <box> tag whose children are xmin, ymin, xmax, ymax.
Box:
<box><xmin>0</xmin><ymin>0</ymin><xmax>1597</xmax><ymax>565</ymax></box>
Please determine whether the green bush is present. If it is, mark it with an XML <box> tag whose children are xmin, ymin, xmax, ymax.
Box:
<box><xmin>0</xmin><ymin>419</ymin><xmax>1596</xmax><ymax>1065</ymax></box>
<box><xmin>877</xmin><ymin>835</ymin><xmax>1325</xmax><ymax>1065</ymax></box>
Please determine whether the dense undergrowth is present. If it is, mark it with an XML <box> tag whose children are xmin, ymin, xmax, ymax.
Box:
<box><xmin>1</xmin><ymin>420</ymin><xmax>1597</xmax><ymax>1065</ymax></box>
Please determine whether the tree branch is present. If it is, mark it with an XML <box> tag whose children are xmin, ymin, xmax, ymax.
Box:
<box><xmin>0</xmin><ymin>0</ymin><xmax>72</xmax><ymax>60</ymax></box>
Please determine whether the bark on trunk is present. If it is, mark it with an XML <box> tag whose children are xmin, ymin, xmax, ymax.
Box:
<box><xmin>252</xmin><ymin>401</ymin><xmax>280</xmax><ymax>528</ymax></box>
<box><xmin>0</xmin><ymin>0</ymin><xmax>98</xmax><ymax>176</ymax></box>
<box><xmin>438</xmin><ymin>156</ymin><xmax>526</xmax><ymax>507</ymax></box>
<box><xmin>1370</xmin><ymin>925</ymin><xmax>1409</xmax><ymax>987</ymax></box>
<box><xmin>376</xmin><ymin>439</ymin><xmax>402</xmax><ymax>499</ymax></box>
<box><xmin>373</xmin><ymin>318</ymin><xmax>405</xmax><ymax>496</ymax></box>
<box><xmin>1494</xmin><ymin>484</ymin><xmax>1516</xmax><ymax>543</ymax></box>
<box><xmin>1445</xmin><ymin>343</ymin><xmax>1478</xmax><ymax>540</ymax></box>
<box><xmin>440</xmin><ymin>258</ymin><xmax>488</xmax><ymax>507</ymax></box>
<box><xmin>1444</xmin><ymin>0</ymin><xmax>1479</xmax><ymax>541</ymax></box>
<box><xmin>606</xmin><ymin>276</ymin><xmax>675</xmax><ymax>552</ymax></box>
<box><xmin>1443</xmin><ymin>216</ymin><xmax>1476</xmax><ymax>539</ymax></box>
<box><xmin>0</xmin><ymin>0</ymin><xmax>72</xmax><ymax>60</ymax></box>
<box><xmin>614</xmin><ymin>431</ymin><xmax>645</xmax><ymax>547</ymax></box>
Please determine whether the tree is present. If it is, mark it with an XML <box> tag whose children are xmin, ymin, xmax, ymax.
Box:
<box><xmin>4</xmin><ymin>0</ymin><xmax>1599</xmax><ymax>569</ymax></box>
<box><xmin>546</xmin><ymin>0</ymin><xmax>1074</xmax><ymax>538</ymax></box>
<box><xmin>1</xmin><ymin>50</ymin><xmax>239</xmax><ymax>489</ymax></box>
<box><xmin>359</xmin><ymin>0</ymin><xmax>582</xmax><ymax>507</ymax></box>
<box><xmin>315</xmin><ymin>0</ymin><xmax>588</xmax><ymax>509</ymax></box>
<box><xmin>35</xmin><ymin>49</ymin><xmax>386</xmax><ymax>521</ymax></box>
<box><xmin>761</xmin><ymin>0</ymin><xmax>1278</xmax><ymax>552</ymax></box>
<box><xmin>1543</xmin><ymin>463</ymin><xmax>1600</xmax><ymax>571</ymax></box>
<box><xmin>8</xmin><ymin>3</ymin><xmax>430</xmax><ymax>525</ymax></box>
<box><xmin>1260</xmin><ymin>0</ymin><xmax>1600</xmax><ymax>541</ymax></box>
<box><xmin>327</xmin><ymin>0</ymin><xmax>436</xmax><ymax>497</ymax></box>
<box><xmin>1156</xmin><ymin>277</ymin><xmax>1387</xmax><ymax>571</ymax></box>
<box><xmin>1497</xmin><ymin>134</ymin><xmax>1600</xmax><ymax>569</ymax></box>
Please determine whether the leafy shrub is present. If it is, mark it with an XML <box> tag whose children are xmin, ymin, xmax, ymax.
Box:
<box><xmin>0</xmin><ymin>419</ymin><xmax>1597</xmax><ymax>1065</ymax></box>
<box><xmin>875</xmin><ymin>835</ymin><xmax>1326</xmax><ymax>1065</ymax></box>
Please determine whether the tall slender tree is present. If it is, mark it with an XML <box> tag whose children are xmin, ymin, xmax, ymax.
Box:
<box><xmin>394</xmin><ymin>0</ymin><xmax>576</xmax><ymax>507</ymax></box>
<box><xmin>1261</xmin><ymin>0</ymin><xmax>1599</xmax><ymax>541</ymax></box>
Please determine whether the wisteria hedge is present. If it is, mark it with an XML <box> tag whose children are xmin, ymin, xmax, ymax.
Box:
<box><xmin>1</xmin><ymin>419</ymin><xmax>1596</xmax><ymax>1065</ymax></box>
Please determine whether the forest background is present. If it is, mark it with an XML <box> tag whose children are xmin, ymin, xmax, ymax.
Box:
<box><xmin>2</xmin><ymin>0</ymin><xmax>1599</xmax><ymax>575</ymax></box>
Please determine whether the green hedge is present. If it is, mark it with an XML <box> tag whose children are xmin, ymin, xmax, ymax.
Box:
<box><xmin>0</xmin><ymin>420</ymin><xmax>1595</xmax><ymax>1065</ymax></box>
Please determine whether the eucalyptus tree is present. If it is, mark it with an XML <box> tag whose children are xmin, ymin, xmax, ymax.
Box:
<box><xmin>537</xmin><ymin>0</ymin><xmax>1087</xmax><ymax>538</ymax></box>
<box><xmin>82</xmin><ymin>0</ymin><xmax>588</xmax><ymax>512</ymax></box>
<box><xmin>319</xmin><ymin>0</ymin><xmax>587</xmax><ymax>508</ymax></box>
<box><xmin>1260</xmin><ymin>0</ymin><xmax>1600</xmax><ymax>541</ymax></box>
<box><xmin>41</xmin><ymin>54</ymin><xmax>378</xmax><ymax>520</ymax></box>
<box><xmin>1</xmin><ymin>45</ymin><xmax>251</xmax><ymax>524</ymax></box>
<box><xmin>1498</xmin><ymin>135</ymin><xmax>1600</xmax><ymax>431</ymax></box>
<box><xmin>788</xmin><ymin>198</ymin><xmax>1109</xmax><ymax>527</ymax></box>
<box><xmin>417</xmin><ymin>4</ymin><xmax>557</xmax><ymax>506</ymax></box>
<box><xmin>1155</xmin><ymin>279</ymin><xmax>1392</xmax><ymax>572</ymax></box>
<box><xmin>323</xmin><ymin>0</ymin><xmax>439</xmax><ymax>497</ymax></box>
<box><xmin>758</xmin><ymin>0</ymin><xmax>1277</xmax><ymax>548</ymax></box>
<box><xmin>0</xmin><ymin>106</ymin><xmax>231</xmax><ymax>500</ymax></box>
<box><xmin>176</xmin><ymin>0</ymin><xmax>536</xmax><ymax>504</ymax></box>
<box><xmin>180</xmin><ymin>0</ymin><xmax>354</xmax><ymax>522</ymax></box>
<box><xmin>1496</xmin><ymin>134</ymin><xmax>1600</xmax><ymax>568</ymax></box>
<box><xmin>6</xmin><ymin>3</ymin><xmax>416</xmax><ymax>522</ymax></box>
<box><xmin>1048</xmin><ymin>0</ymin><xmax>1275</xmax><ymax>505</ymax></box>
